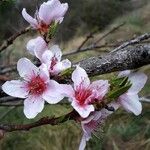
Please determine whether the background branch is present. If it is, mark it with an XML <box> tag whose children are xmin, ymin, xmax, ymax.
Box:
<box><xmin>111</xmin><ymin>33</ymin><xmax>150</xmax><ymax>53</ymax></box>
<box><xmin>93</xmin><ymin>22</ymin><xmax>126</xmax><ymax>45</ymax></box>
<box><xmin>0</xmin><ymin>26</ymin><xmax>30</xmax><ymax>53</ymax></box>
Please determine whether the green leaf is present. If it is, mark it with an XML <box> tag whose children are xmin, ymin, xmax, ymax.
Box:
<box><xmin>59</xmin><ymin>68</ymin><xmax>74</xmax><ymax>77</ymax></box>
<box><xmin>48</xmin><ymin>22</ymin><xmax>58</xmax><ymax>39</ymax></box>
<box><xmin>119</xmin><ymin>76</ymin><xmax>128</xmax><ymax>87</ymax></box>
<box><xmin>108</xmin><ymin>83</ymin><xmax>132</xmax><ymax>99</ymax></box>
<box><xmin>110</xmin><ymin>77</ymin><xmax>126</xmax><ymax>86</ymax></box>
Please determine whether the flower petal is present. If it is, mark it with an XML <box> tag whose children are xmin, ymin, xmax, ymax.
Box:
<box><xmin>119</xmin><ymin>93</ymin><xmax>142</xmax><ymax>115</ymax></box>
<box><xmin>60</xmin><ymin>84</ymin><xmax>74</xmax><ymax>101</ymax></box>
<box><xmin>50</xmin><ymin>45</ymin><xmax>62</xmax><ymax>61</ymax></box>
<box><xmin>72</xmin><ymin>66</ymin><xmax>90</xmax><ymax>89</ymax></box>
<box><xmin>128</xmin><ymin>72</ymin><xmax>147</xmax><ymax>94</ymax></box>
<box><xmin>27</xmin><ymin>36</ymin><xmax>47</xmax><ymax>60</ymax></box>
<box><xmin>24</xmin><ymin>96</ymin><xmax>45</xmax><ymax>119</ymax></box>
<box><xmin>39</xmin><ymin>64</ymin><xmax>50</xmax><ymax>82</ymax></box>
<box><xmin>79</xmin><ymin>134</ymin><xmax>87</xmax><ymax>150</ymax></box>
<box><xmin>17</xmin><ymin>58</ymin><xmax>39</xmax><ymax>80</ymax></box>
<box><xmin>2</xmin><ymin>80</ymin><xmax>28</xmax><ymax>98</ymax></box>
<box><xmin>118</xmin><ymin>70</ymin><xmax>131</xmax><ymax>77</ymax></box>
<box><xmin>39</xmin><ymin>0</ymin><xmax>68</xmax><ymax>25</ymax></box>
<box><xmin>71</xmin><ymin>100</ymin><xmax>94</xmax><ymax>118</ymax></box>
<box><xmin>53</xmin><ymin>59</ymin><xmax>71</xmax><ymax>74</ymax></box>
<box><xmin>90</xmin><ymin>80</ymin><xmax>109</xmax><ymax>100</ymax></box>
<box><xmin>41</xmin><ymin>50</ymin><xmax>54</xmax><ymax>65</ymax></box>
<box><xmin>42</xmin><ymin>80</ymin><xmax>64</xmax><ymax>104</ymax></box>
<box><xmin>22</xmin><ymin>8</ymin><xmax>38</xmax><ymax>28</ymax></box>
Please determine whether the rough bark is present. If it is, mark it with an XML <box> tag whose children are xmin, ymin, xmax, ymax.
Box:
<box><xmin>79</xmin><ymin>44</ymin><xmax>150</xmax><ymax>76</ymax></box>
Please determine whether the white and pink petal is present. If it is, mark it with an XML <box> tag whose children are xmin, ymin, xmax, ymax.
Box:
<box><xmin>71</xmin><ymin>100</ymin><xmax>94</xmax><ymax>118</ymax></box>
<box><xmin>39</xmin><ymin>0</ymin><xmax>68</xmax><ymax>25</ymax></box>
<box><xmin>119</xmin><ymin>93</ymin><xmax>142</xmax><ymax>116</ymax></box>
<box><xmin>17</xmin><ymin>58</ymin><xmax>39</xmax><ymax>80</ymax></box>
<box><xmin>90</xmin><ymin>80</ymin><xmax>109</xmax><ymax>100</ymax></box>
<box><xmin>52</xmin><ymin>59</ymin><xmax>71</xmax><ymax>74</ymax></box>
<box><xmin>26</xmin><ymin>36</ymin><xmax>47</xmax><ymax>60</ymax></box>
<box><xmin>50</xmin><ymin>45</ymin><xmax>62</xmax><ymax>61</ymax></box>
<box><xmin>42</xmin><ymin>80</ymin><xmax>64</xmax><ymax>104</ymax></box>
<box><xmin>2</xmin><ymin>80</ymin><xmax>28</xmax><ymax>98</ymax></box>
<box><xmin>128</xmin><ymin>72</ymin><xmax>147</xmax><ymax>94</ymax></box>
<box><xmin>72</xmin><ymin>66</ymin><xmax>90</xmax><ymax>89</ymax></box>
<box><xmin>24</xmin><ymin>96</ymin><xmax>45</xmax><ymax>119</ymax></box>
<box><xmin>22</xmin><ymin>8</ymin><xmax>38</xmax><ymax>28</ymax></box>
<box><xmin>41</xmin><ymin>50</ymin><xmax>54</xmax><ymax>66</ymax></box>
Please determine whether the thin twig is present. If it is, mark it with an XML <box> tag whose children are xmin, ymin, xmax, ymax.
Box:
<box><xmin>111</xmin><ymin>33</ymin><xmax>150</xmax><ymax>53</ymax></box>
<box><xmin>140</xmin><ymin>96</ymin><xmax>150</xmax><ymax>103</ymax></box>
<box><xmin>63</xmin><ymin>44</ymin><xmax>111</xmax><ymax>57</ymax></box>
<box><xmin>77</xmin><ymin>22</ymin><xmax>125</xmax><ymax>51</ymax></box>
<box><xmin>77</xmin><ymin>31</ymin><xmax>96</xmax><ymax>50</ymax></box>
<box><xmin>93</xmin><ymin>22</ymin><xmax>126</xmax><ymax>45</ymax></box>
<box><xmin>0</xmin><ymin>26</ymin><xmax>30</xmax><ymax>53</ymax></box>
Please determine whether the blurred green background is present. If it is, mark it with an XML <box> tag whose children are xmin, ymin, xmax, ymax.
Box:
<box><xmin>0</xmin><ymin>0</ymin><xmax>150</xmax><ymax>150</ymax></box>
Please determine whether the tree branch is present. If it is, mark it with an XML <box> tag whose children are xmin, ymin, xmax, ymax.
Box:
<box><xmin>111</xmin><ymin>33</ymin><xmax>150</xmax><ymax>53</ymax></box>
<box><xmin>79</xmin><ymin>44</ymin><xmax>150</xmax><ymax>76</ymax></box>
<box><xmin>77</xmin><ymin>31</ymin><xmax>96</xmax><ymax>50</ymax></box>
<box><xmin>0</xmin><ymin>26</ymin><xmax>30</xmax><ymax>53</ymax></box>
<box><xmin>0</xmin><ymin>110</ymin><xmax>78</xmax><ymax>132</ymax></box>
<box><xmin>93</xmin><ymin>22</ymin><xmax>126</xmax><ymax>45</ymax></box>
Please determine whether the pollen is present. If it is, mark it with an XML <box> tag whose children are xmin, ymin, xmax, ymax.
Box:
<box><xmin>27</xmin><ymin>76</ymin><xmax>46</xmax><ymax>95</ymax></box>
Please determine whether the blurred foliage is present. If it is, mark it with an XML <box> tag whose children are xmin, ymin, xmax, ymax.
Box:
<box><xmin>81</xmin><ymin>0</ymin><xmax>130</xmax><ymax>30</ymax></box>
<box><xmin>0</xmin><ymin>0</ymin><xmax>148</xmax><ymax>43</ymax></box>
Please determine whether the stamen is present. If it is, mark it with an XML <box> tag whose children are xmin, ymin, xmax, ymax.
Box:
<box><xmin>50</xmin><ymin>56</ymin><xmax>58</xmax><ymax>70</ymax></box>
<box><xmin>27</xmin><ymin>75</ymin><xmax>46</xmax><ymax>96</ymax></box>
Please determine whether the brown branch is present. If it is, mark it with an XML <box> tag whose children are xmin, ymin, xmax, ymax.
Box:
<box><xmin>0</xmin><ymin>75</ymin><xmax>10</xmax><ymax>81</ymax></box>
<box><xmin>0</xmin><ymin>26</ymin><xmax>30</xmax><ymax>53</ymax></box>
<box><xmin>77</xmin><ymin>31</ymin><xmax>96</xmax><ymax>50</ymax></box>
<box><xmin>79</xmin><ymin>44</ymin><xmax>150</xmax><ymax>76</ymax></box>
<box><xmin>0</xmin><ymin>110</ymin><xmax>78</xmax><ymax>132</ymax></box>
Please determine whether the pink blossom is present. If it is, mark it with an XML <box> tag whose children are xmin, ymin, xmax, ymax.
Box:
<box><xmin>22</xmin><ymin>0</ymin><xmax>68</xmax><ymax>33</ymax></box>
<box><xmin>41</xmin><ymin>45</ymin><xmax>71</xmax><ymax>75</ymax></box>
<box><xmin>26</xmin><ymin>36</ymin><xmax>48</xmax><ymax>60</ymax></box>
<box><xmin>65</xmin><ymin>66</ymin><xmax>109</xmax><ymax>118</ymax></box>
<box><xmin>79</xmin><ymin>102</ymin><xmax>119</xmax><ymax>150</ymax></box>
<box><xmin>118</xmin><ymin>70</ymin><xmax>147</xmax><ymax>115</ymax></box>
<box><xmin>26</xmin><ymin>38</ymin><xmax>71</xmax><ymax>75</ymax></box>
<box><xmin>2</xmin><ymin>58</ymin><xmax>66</xmax><ymax>119</ymax></box>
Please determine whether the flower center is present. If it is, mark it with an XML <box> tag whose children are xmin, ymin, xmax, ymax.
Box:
<box><xmin>27</xmin><ymin>76</ymin><xmax>46</xmax><ymax>95</ymax></box>
<box><xmin>75</xmin><ymin>87</ymin><xmax>93</xmax><ymax>106</ymax></box>
<box><xmin>50</xmin><ymin>56</ymin><xmax>58</xmax><ymax>70</ymax></box>
<box><xmin>38</xmin><ymin>22</ymin><xmax>49</xmax><ymax>34</ymax></box>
